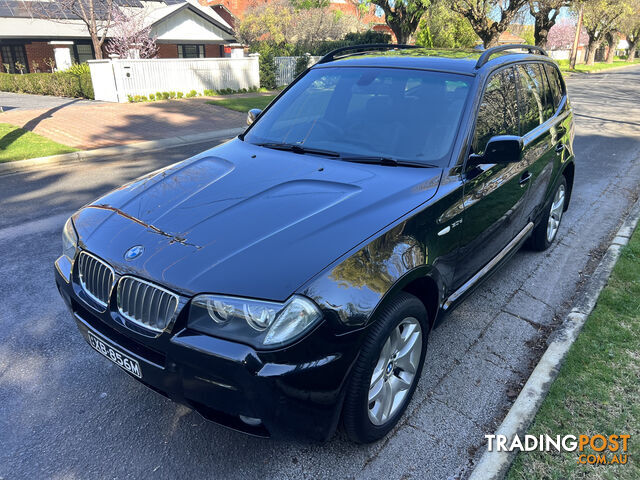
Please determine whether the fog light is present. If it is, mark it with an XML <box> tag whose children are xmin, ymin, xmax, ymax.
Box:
<box><xmin>239</xmin><ymin>415</ymin><xmax>262</xmax><ymax>426</ymax></box>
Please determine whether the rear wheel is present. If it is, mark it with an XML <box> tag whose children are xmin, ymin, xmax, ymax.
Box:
<box><xmin>343</xmin><ymin>292</ymin><xmax>428</xmax><ymax>443</ymax></box>
<box><xmin>529</xmin><ymin>176</ymin><xmax>567</xmax><ymax>251</ymax></box>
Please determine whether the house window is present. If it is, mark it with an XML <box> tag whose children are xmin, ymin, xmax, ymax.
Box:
<box><xmin>74</xmin><ymin>44</ymin><xmax>94</xmax><ymax>63</ymax></box>
<box><xmin>1</xmin><ymin>44</ymin><xmax>29</xmax><ymax>73</ymax></box>
<box><xmin>178</xmin><ymin>44</ymin><xmax>204</xmax><ymax>58</ymax></box>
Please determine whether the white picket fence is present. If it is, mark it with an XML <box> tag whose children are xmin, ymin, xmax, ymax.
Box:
<box><xmin>274</xmin><ymin>56</ymin><xmax>322</xmax><ymax>86</ymax></box>
<box><xmin>88</xmin><ymin>56</ymin><xmax>260</xmax><ymax>103</ymax></box>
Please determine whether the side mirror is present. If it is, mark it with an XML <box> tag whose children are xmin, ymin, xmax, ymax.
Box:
<box><xmin>468</xmin><ymin>135</ymin><xmax>523</xmax><ymax>166</ymax></box>
<box><xmin>247</xmin><ymin>108</ymin><xmax>262</xmax><ymax>126</ymax></box>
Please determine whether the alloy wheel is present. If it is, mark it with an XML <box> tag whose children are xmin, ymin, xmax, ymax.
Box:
<box><xmin>367</xmin><ymin>317</ymin><xmax>422</xmax><ymax>426</ymax></box>
<box><xmin>546</xmin><ymin>184</ymin><xmax>566</xmax><ymax>243</ymax></box>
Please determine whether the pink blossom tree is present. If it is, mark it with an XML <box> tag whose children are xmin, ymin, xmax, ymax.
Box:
<box><xmin>105</xmin><ymin>7</ymin><xmax>158</xmax><ymax>59</ymax></box>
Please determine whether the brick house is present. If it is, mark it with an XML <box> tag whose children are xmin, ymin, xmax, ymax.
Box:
<box><xmin>0</xmin><ymin>0</ymin><xmax>238</xmax><ymax>74</ymax></box>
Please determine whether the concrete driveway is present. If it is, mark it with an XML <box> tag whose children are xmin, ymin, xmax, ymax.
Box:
<box><xmin>1</xmin><ymin>66</ymin><xmax>639</xmax><ymax>479</ymax></box>
<box><xmin>0</xmin><ymin>91</ymin><xmax>101</xmax><ymax>112</ymax></box>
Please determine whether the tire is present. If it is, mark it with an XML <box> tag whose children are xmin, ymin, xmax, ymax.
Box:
<box><xmin>343</xmin><ymin>292</ymin><xmax>428</xmax><ymax>443</ymax></box>
<box><xmin>528</xmin><ymin>176</ymin><xmax>567</xmax><ymax>252</ymax></box>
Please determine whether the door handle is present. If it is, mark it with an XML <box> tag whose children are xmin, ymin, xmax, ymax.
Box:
<box><xmin>519</xmin><ymin>172</ymin><xmax>532</xmax><ymax>185</ymax></box>
<box><xmin>555</xmin><ymin>143</ymin><xmax>565</xmax><ymax>154</ymax></box>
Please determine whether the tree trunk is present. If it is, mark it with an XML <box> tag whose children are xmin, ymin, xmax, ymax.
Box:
<box><xmin>479</xmin><ymin>30</ymin><xmax>501</xmax><ymax>48</ymax></box>
<box><xmin>392</xmin><ymin>27</ymin><xmax>409</xmax><ymax>45</ymax></box>
<box><xmin>91</xmin><ymin>35</ymin><xmax>104</xmax><ymax>59</ymax></box>
<box><xmin>533</xmin><ymin>9</ymin><xmax>553</xmax><ymax>48</ymax></box>
<box><xmin>605</xmin><ymin>32</ymin><xmax>616</xmax><ymax>63</ymax></box>
<box><xmin>586</xmin><ymin>40</ymin><xmax>599</xmax><ymax>65</ymax></box>
<box><xmin>628</xmin><ymin>40</ymin><xmax>638</xmax><ymax>62</ymax></box>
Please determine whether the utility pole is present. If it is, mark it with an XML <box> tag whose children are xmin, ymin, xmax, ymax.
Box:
<box><xmin>570</xmin><ymin>6</ymin><xmax>584</xmax><ymax>69</ymax></box>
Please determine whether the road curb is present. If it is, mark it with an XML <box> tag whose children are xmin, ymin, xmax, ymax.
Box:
<box><xmin>0</xmin><ymin>127</ymin><xmax>244</xmax><ymax>176</ymax></box>
<box><xmin>468</xmin><ymin>196</ymin><xmax>640</xmax><ymax>480</ymax></box>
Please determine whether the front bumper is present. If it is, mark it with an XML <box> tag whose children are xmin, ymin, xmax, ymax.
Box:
<box><xmin>55</xmin><ymin>264</ymin><xmax>361</xmax><ymax>441</ymax></box>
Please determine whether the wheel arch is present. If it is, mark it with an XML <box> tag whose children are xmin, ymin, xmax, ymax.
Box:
<box><xmin>367</xmin><ymin>266</ymin><xmax>444</xmax><ymax>332</ymax></box>
<box><xmin>561</xmin><ymin>160</ymin><xmax>575</xmax><ymax>212</ymax></box>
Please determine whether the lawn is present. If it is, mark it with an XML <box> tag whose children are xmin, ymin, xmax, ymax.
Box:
<box><xmin>0</xmin><ymin>123</ymin><xmax>77</xmax><ymax>163</ymax></box>
<box><xmin>557</xmin><ymin>58</ymin><xmax>640</xmax><ymax>74</ymax></box>
<box><xmin>206</xmin><ymin>95</ymin><xmax>277</xmax><ymax>112</ymax></box>
<box><xmin>507</xmin><ymin>229</ymin><xmax>640</xmax><ymax>479</ymax></box>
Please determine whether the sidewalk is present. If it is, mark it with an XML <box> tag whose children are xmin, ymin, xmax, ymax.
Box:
<box><xmin>0</xmin><ymin>97</ymin><xmax>247</xmax><ymax>150</ymax></box>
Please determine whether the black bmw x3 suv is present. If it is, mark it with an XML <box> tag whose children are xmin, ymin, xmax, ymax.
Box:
<box><xmin>55</xmin><ymin>44</ymin><xmax>575</xmax><ymax>443</ymax></box>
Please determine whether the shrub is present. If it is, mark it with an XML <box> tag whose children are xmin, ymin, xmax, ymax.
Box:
<box><xmin>203</xmin><ymin>89</ymin><xmax>217</xmax><ymax>96</ymax></box>
<box><xmin>295</xmin><ymin>55</ymin><xmax>310</xmax><ymax>78</ymax></box>
<box><xmin>148</xmin><ymin>93</ymin><xmax>155</xmax><ymax>101</ymax></box>
<box><xmin>169</xmin><ymin>91</ymin><xmax>176</xmax><ymax>99</ymax></box>
<box><xmin>127</xmin><ymin>94</ymin><xmax>134</xmax><ymax>103</ymax></box>
<box><xmin>156</xmin><ymin>91</ymin><xmax>163</xmax><ymax>100</ymax></box>
<box><xmin>176</xmin><ymin>91</ymin><xmax>183</xmax><ymax>98</ymax></box>
<box><xmin>64</xmin><ymin>63</ymin><xmax>91</xmax><ymax>75</ymax></box>
<box><xmin>162</xmin><ymin>91</ymin><xmax>170</xmax><ymax>100</ymax></box>
<box><xmin>186</xmin><ymin>89</ymin><xmax>197</xmax><ymax>98</ymax></box>
<box><xmin>0</xmin><ymin>71</ymin><xmax>94</xmax><ymax>98</ymax></box>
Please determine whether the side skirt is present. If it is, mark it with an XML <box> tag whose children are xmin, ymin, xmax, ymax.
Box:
<box><xmin>441</xmin><ymin>221</ymin><xmax>535</xmax><ymax>312</ymax></box>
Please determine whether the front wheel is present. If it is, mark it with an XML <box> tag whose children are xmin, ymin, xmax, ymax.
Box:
<box><xmin>529</xmin><ymin>176</ymin><xmax>567</xmax><ymax>251</ymax></box>
<box><xmin>343</xmin><ymin>292</ymin><xmax>428</xmax><ymax>443</ymax></box>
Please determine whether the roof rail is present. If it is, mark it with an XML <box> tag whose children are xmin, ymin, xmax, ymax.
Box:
<box><xmin>317</xmin><ymin>43</ymin><xmax>422</xmax><ymax>65</ymax></box>
<box><xmin>475</xmin><ymin>44</ymin><xmax>548</xmax><ymax>69</ymax></box>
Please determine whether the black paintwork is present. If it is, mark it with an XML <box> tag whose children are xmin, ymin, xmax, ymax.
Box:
<box><xmin>54</xmin><ymin>47</ymin><xmax>575</xmax><ymax>440</ymax></box>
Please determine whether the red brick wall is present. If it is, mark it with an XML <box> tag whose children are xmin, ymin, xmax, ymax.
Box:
<box><xmin>24</xmin><ymin>41</ymin><xmax>55</xmax><ymax>72</ymax></box>
<box><xmin>200</xmin><ymin>0</ymin><xmax>250</xmax><ymax>20</ymax></box>
<box><xmin>205</xmin><ymin>44</ymin><xmax>222</xmax><ymax>57</ymax></box>
<box><xmin>157</xmin><ymin>44</ymin><xmax>178</xmax><ymax>58</ymax></box>
<box><xmin>211</xmin><ymin>5</ymin><xmax>236</xmax><ymax>29</ymax></box>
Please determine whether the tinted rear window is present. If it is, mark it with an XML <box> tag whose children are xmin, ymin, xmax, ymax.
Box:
<box><xmin>516</xmin><ymin>64</ymin><xmax>553</xmax><ymax>133</ymax></box>
<box><xmin>544</xmin><ymin>64</ymin><xmax>563</xmax><ymax>109</ymax></box>
<box><xmin>473</xmin><ymin>67</ymin><xmax>519</xmax><ymax>155</ymax></box>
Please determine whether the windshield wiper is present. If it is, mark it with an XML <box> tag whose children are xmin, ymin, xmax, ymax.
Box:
<box><xmin>340</xmin><ymin>155</ymin><xmax>439</xmax><ymax>168</ymax></box>
<box><xmin>256</xmin><ymin>142</ymin><xmax>340</xmax><ymax>157</ymax></box>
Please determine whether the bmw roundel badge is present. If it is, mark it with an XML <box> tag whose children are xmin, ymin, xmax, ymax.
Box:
<box><xmin>124</xmin><ymin>245</ymin><xmax>144</xmax><ymax>261</ymax></box>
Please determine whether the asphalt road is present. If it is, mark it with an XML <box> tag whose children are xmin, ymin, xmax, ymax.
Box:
<box><xmin>1</xmin><ymin>66</ymin><xmax>640</xmax><ymax>480</ymax></box>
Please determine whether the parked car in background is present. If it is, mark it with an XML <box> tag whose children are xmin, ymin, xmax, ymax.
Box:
<box><xmin>55</xmin><ymin>44</ymin><xmax>575</xmax><ymax>443</ymax></box>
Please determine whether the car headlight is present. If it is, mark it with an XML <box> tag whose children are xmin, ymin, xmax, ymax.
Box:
<box><xmin>188</xmin><ymin>294</ymin><xmax>322</xmax><ymax>348</ymax></box>
<box><xmin>62</xmin><ymin>218</ymin><xmax>78</xmax><ymax>261</ymax></box>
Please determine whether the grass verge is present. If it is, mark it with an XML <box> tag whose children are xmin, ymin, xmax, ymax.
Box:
<box><xmin>0</xmin><ymin>123</ymin><xmax>77</xmax><ymax>163</ymax></box>
<box><xmin>557</xmin><ymin>58</ymin><xmax>640</xmax><ymax>74</ymax></box>
<box><xmin>507</xmin><ymin>228</ymin><xmax>640</xmax><ymax>479</ymax></box>
<box><xmin>206</xmin><ymin>95</ymin><xmax>276</xmax><ymax>112</ymax></box>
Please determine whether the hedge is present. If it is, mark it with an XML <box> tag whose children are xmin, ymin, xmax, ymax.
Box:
<box><xmin>0</xmin><ymin>71</ymin><xmax>94</xmax><ymax>99</ymax></box>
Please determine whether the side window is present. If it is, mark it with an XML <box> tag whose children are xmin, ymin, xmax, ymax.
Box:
<box><xmin>516</xmin><ymin>64</ymin><xmax>549</xmax><ymax>134</ymax></box>
<box><xmin>472</xmin><ymin>67</ymin><xmax>519</xmax><ymax>155</ymax></box>
<box><xmin>544</xmin><ymin>64</ymin><xmax>563</xmax><ymax>109</ymax></box>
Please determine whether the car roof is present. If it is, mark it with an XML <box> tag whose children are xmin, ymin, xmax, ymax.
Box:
<box><xmin>311</xmin><ymin>47</ymin><xmax>555</xmax><ymax>76</ymax></box>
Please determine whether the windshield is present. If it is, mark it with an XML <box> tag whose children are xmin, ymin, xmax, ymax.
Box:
<box><xmin>245</xmin><ymin>67</ymin><xmax>471</xmax><ymax>166</ymax></box>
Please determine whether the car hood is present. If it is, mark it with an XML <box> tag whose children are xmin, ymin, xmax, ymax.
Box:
<box><xmin>73</xmin><ymin>139</ymin><xmax>442</xmax><ymax>300</ymax></box>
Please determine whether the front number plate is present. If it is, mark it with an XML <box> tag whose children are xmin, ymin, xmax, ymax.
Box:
<box><xmin>88</xmin><ymin>331</ymin><xmax>142</xmax><ymax>378</ymax></box>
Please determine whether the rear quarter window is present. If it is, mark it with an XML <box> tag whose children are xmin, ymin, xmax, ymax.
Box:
<box><xmin>544</xmin><ymin>64</ymin><xmax>564</xmax><ymax>110</ymax></box>
<box><xmin>516</xmin><ymin>64</ymin><xmax>554</xmax><ymax>134</ymax></box>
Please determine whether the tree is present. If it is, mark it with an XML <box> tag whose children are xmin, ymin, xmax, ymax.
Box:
<box><xmin>27</xmin><ymin>0</ymin><xmax>115</xmax><ymax>60</ymax></box>
<box><xmin>619</xmin><ymin>0</ymin><xmax>640</xmax><ymax>60</ymax></box>
<box><xmin>580</xmin><ymin>0</ymin><xmax>630</xmax><ymax>64</ymax></box>
<box><xmin>451</xmin><ymin>0</ymin><xmax>530</xmax><ymax>47</ymax></box>
<box><xmin>604</xmin><ymin>30</ymin><xmax>619</xmax><ymax>62</ymax></box>
<box><xmin>105</xmin><ymin>8</ymin><xmax>158</xmax><ymax>59</ymax></box>
<box><xmin>368</xmin><ymin>0</ymin><xmax>432</xmax><ymax>44</ymax></box>
<box><xmin>415</xmin><ymin>3</ymin><xmax>479</xmax><ymax>47</ymax></box>
<box><xmin>237</xmin><ymin>0</ymin><xmax>360</xmax><ymax>51</ymax></box>
<box><xmin>529</xmin><ymin>0</ymin><xmax>571</xmax><ymax>47</ymax></box>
